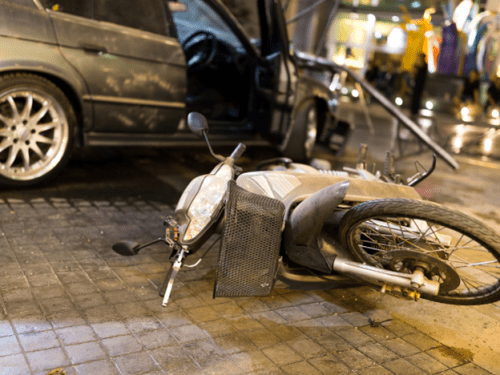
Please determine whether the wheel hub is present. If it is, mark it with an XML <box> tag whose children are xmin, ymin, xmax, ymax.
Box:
<box><xmin>381</xmin><ymin>250</ymin><xmax>461</xmax><ymax>292</ymax></box>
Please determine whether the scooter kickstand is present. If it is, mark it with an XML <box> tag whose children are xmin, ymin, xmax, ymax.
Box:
<box><xmin>160</xmin><ymin>248</ymin><xmax>185</xmax><ymax>306</ymax></box>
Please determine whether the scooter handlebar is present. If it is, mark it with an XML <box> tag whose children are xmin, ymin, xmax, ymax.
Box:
<box><xmin>229</xmin><ymin>143</ymin><xmax>246</xmax><ymax>162</ymax></box>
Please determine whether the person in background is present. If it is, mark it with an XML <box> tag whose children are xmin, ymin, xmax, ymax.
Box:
<box><xmin>410</xmin><ymin>52</ymin><xmax>428</xmax><ymax>120</ymax></box>
<box><xmin>485</xmin><ymin>75</ymin><xmax>500</xmax><ymax>111</ymax></box>
<box><xmin>454</xmin><ymin>69</ymin><xmax>481</xmax><ymax>107</ymax></box>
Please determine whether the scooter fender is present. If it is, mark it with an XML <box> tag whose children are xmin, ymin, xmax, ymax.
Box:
<box><xmin>284</xmin><ymin>181</ymin><xmax>350</xmax><ymax>272</ymax></box>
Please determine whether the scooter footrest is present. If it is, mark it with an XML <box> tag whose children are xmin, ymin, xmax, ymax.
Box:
<box><xmin>214</xmin><ymin>181</ymin><xmax>285</xmax><ymax>297</ymax></box>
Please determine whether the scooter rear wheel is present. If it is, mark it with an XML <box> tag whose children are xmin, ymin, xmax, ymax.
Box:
<box><xmin>338</xmin><ymin>198</ymin><xmax>500</xmax><ymax>305</ymax></box>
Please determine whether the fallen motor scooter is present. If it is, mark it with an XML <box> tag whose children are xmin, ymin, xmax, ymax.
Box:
<box><xmin>113</xmin><ymin>112</ymin><xmax>500</xmax><ymax>306</ymax></box>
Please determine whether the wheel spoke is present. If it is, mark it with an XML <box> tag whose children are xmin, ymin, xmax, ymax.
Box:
<box><xmin>0</xmin><ymin>139</ymin><xmax>12</xmax><ymax>153</ymax></box>
<box><xmin>31</xmin><ymin>100</ymin><xmax>51</xmax><ymax>124</ymax></box>
<box><xmin>21</xmin><ymin>147</ymin><xmax>30</xmax><ymax>170</ymax></box>
<box><xmin>35</xmin><ymin>121</ymin><xmax>59</xmax><ymax>133</ymax></box>
<box><xmin>30</xmin><ymin>143</ymin><xmax>46</xmax><ymax>161</ymax></box>
<box><xmin>0</xmin><ymin>113</ymin><xmax>12</xmax><ymax>126</ymax></box>
<box><xmin>7</xmin><ymin>96</ymin><xmax>20</xmax><ymax>121</ymax></box>
<box><xmin>34</xmin><ymin>134</ymin><xmax>56</xmax><ymax>145</ymax></box>
<box><xmin>5</xmin><ymin>143</ymin><xmax>20</xmax><ymax>168</ymax></box>
<box><xmin>20</xmin><ymin>93</ymin><xmax>33</xmax><ymax>120</ymax></box>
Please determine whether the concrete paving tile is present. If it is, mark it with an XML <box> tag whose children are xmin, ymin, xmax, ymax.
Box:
<box><xmin>425</xmin><ymin>346</ymin><xmax>468</xmax><ymax>368</ymax></box>
<box><xmin>293</xmin><ymin>319</ymin><xmax>332</xmax><ymax>338</ymax></box>
<box><xmin>27</xmin><ymin>273</ymin><xmax>60</xmax><ymax>288</ymax></box>
<box><xmin>198</xmin><ymin>356</ymin><xmax>245</xmax><ymax>375</ymax></box>
<box><xmin>336</xmin><ymin>327</ymin><xmax>376</xmax><ymax>347</ymax></box>
<box><xmin>56</xmin><ymin>325</ymin><xmax>97</xmax><ymax>345</ymax></box>
<box><xmin>31</xmin><ymin>285</ymin><xmax>67</xmax><ymax>300</ymax></box>
<box><xmin>275</xmin><ymin>306</ymin><xmax>312</xmax><ymax>323</ymax></box>
<box><xmin>26</xmin><ymin>347</ymin><xmax>70</xmax><ymax>373</ymax></box>
<box><xmin>113</xmin><ymin>351</ymin><xmax>160</xmax><ymax>375</ymax></box>
<box><xmin>211</xmin><ymin>301</ymin><xmax>247</xmax><ymax>318</ymax></box>
<box><xmin>198</xmin><ymin>319</ymin><xmax>239</xmax><ymax>338</ymax></box>
<box><xmin>381</xmin><ymin>337</ymin><xmax>421</xmax><ymax>357</ymax></box>
<box><xmin>406</xmin><ymin>352</ymin><xmax>448</xmax><ymax>374</ymax></box>
<box><xmin>338</xmin><ymin>312</ymin><xmax>371</xmax><ymax>327</ymax></box>
<box><xmin>259</xmin><ymin>295</ymin><xmax>293</xmax><ymax>310</ymax></box>
<box><xmin>358</xmin><ymin>325</ymin><xmax>397</xmax><ymax>342</ymax></box>
<box><xmin>228</xmin><ymin>315</ymin><xmax>265</xmax><ymax>332</ymax></box>
<box><xmin>18</xmin><ymin>330</ymin><xmax>60</xmax><ymax>352</ymax></box>
<box><xmin>157</xmin><ymin>310</ymin><xmax>193</xmax><ymax>329</ymax></box>
<box><xmin>125</xmin><ymin>316</ymin><xmax>161</xmax><ymax>333</ymax></box>
<box><xmin>382</xmin><ymin>358</ymin><xmax>427</xmax><ymax>375</ymax></box>
<box><xmin>453</xmin><ymin>363</ymin><xmax>492</xmax><ymax>375</ymax></box>
<box><xmin>183</xmin><ymin>339</ymin><xmax>226</xmax><ymax>362</ymax></box>
<box><xmin>0</xmin><ymin>320</ymin><xmax>14</xmax><ymax>337</ymax></box>
<box><xmin>114</xmin><ymin>301</ymin><xmax>150</xmax><ymax>319</ymax></box>
<box><xmin>308</xmin><ymin>354</ymin><xmax>351</xmax><ymax>374</ymax></box>
<box><xmin>214</xmin><ymin>332</ymin><xmax>257</xmax><ymax>354</ymax></box>
<box><xmin>252</xmin><ymin>311</ymin><xmax>288</xmax><ymax>327</ymax></box>
<box><xmin>84</xmin><ymin>305</ymin><xmax>120</xmax><ymax>324</ymax></box>
<box><xmin>150</xmin><ymin>345</ymin><xmax>192</xmax><ymax>368</ymax></box>
<box><xmin>0</xmin><ymin>353</ymin><xmax>30</xmax><ymax>375</ymax></box>
<box><xmin>363</xmin><ymin>309</ymin><xmax>393</xmax><ymax>324</ymax></box>
<box><xmin>335</xmin><ymin>348</ymin><xmax>375</xmax><ymax>370</ymax></box>
<box><xmin>169</xmin><ymin>324</ymin><xmax>211</xmax><ymax>344</ymax></box>
<box><xmin>172</xmin><ymin>295</ymin><xmax>206</xmax><ymax>310</ymax></box>
<box><xmin>39</xmin><ymin>297</ymin><xmax>75</xmax><ymax>314</ymax></box>
<box><xmin>185</xmin><ymin>305</ymin><xmax>221</xmax><ymax>323</ymax></box>
<box><xmin>356</xmin><ymin>365</ymin><xmax>394</xmax><ymax>375</ymax></box>
<box><xmin>161</xmin><ymin>362</ymin><xmax>206</xmax><ymax>375</ymax></box>
<box><xmin>96</xmin><ymin>279</ymin><xmax>128</xmax><ymax>293</ymax></box>
<box><xmin>65</xmin><ymin>281</ymin><xmax>100</xmax><ymax>296</ymax></box>
<box><xmin>48</xmin><ymin>309</ymin><xmax>87</xmax><ymax>329</ymax></box>
<box><xmin>55</xmin><ymin>271</ymin><xmax>89</xmax><ymax>285</ymax></box>
<box><xmin>261</xmin><ymin>343</ymin><xmax>303</xmax><ymax>366</ymax></box>
<box><xmin>236</xmin><ymin>298</ymin><xmax>271</xmax><ymax>314</ymax></box>
<box><xmin>75</xmin><ymin>359</ymin><xmax>120</xmax><ymax>374</ymax></box>
<box><xmin>401</xmin><ymin>332</ymin><xmax>440</xmax><ymax>351</ymax></box>
<box><xmin>243</xmin><ymin>328</ymin><xmax>281</xmax><ymax>348</ymax></box>
<box><xmin>357</xmin><ymin>342</ymin><xmax>400</xmax><ymax>364</ymax></box>
<box><xmin>101</xmin><ymin>335</ymin><xmax>143</xmax><ymax>357</ymax></box>
<box><xmin>12</xmin><ymin>315</ymin><xmax>53</xmax><ymax>334</ymax></box>
<box><xmin>135</xmin><ymin>328</ymin><xmax>176</xmax><ymax>349</ymax></box>
<box><xmin>230</xmin><ymin>350</ymin><xmax>279</xmax><ymax>373</ymax></box>
<box><xmin>51</xmin><ymin>262</ymin><xmax>82</xmax><ymax>273</ymax></box>
<box><xmin>6</xmin><ymin>300</ymin><xmax>42</xmax><ymax>317</ymax></box>
<box><xmin>317</xmin><ymin>314</ymin><xmax>353</xmax><ymax>331</ymax></box>
<box><xmin>72</xmin><ymin>293</ymin><xmax>107</xmax><ymax>309</ymax></box>
<box><xmin>282</xmin><ymin>360</ymin><xmax>322</xmax><ymax>375</ymax></box>
<box><xmin>91</xmin><ymin>321</ymin><xmax>130</xmax><ymax>339</ymax></box>
<box><xmin>287</xmin><ymin>338</ymin><xmax>327</xmax><ymax>359</ymax></box>
<box><xmin>0</xmin><ymin>335</ymin><xmax>22</xmax><ymax>356</ymax></box>
<box><xmin>2</xmin><ymin>287</ymin><xmax>34</xmax><ymax>302</ymax></box>
<box><xmin>298</xmin><ymin>303</ymin><xmax>333</xmax><ymax>319</ymax></box>
<box><xmin>268</xmin><ymin>324</ymin><xmax>307</xmax><ymax>342</ymax></box>
<box><xmin>66</xmin><ymin>341</ymin><xmax>107</xmax><ymax>364</ymax></box>
<box><xmin>384</xmin><ymin>320</ymin><xmax>419</xmax><ymax>337</ymax></box>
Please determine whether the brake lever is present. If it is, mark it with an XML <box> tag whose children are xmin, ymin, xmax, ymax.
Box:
<box><xmin>407</xmin><ymin>154</ymin><xmax>437</xmax><ymax>187</ymax></box>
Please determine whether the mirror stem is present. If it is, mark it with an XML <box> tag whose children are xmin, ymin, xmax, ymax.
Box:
<box><xmin>203</xmin><ymin>131</ymin><xmax>225</xmax><ymax>162</ymax></box>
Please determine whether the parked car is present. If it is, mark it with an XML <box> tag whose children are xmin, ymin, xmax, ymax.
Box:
<box><xmin>0</xmin><ymin>0</ymin><xmax>340</xmax><ymax>187</ymax></box>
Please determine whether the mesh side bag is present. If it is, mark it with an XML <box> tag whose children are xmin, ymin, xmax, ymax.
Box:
<box><xmin>214</xmin><ymin>180</ymin><xmax>285</xmax><ymax>298</ymax></box>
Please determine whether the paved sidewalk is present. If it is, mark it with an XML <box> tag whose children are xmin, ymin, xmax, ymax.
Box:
<box><xmin>0</xmin><ymin>143</ymin><xmax>497</xmax><ymax>374</ymax></box>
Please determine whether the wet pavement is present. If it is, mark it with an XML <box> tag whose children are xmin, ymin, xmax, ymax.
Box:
<box><xmin>0</xmin><ymin>106</ymin><xmax>499</xmax><ymax>375</ymax></box>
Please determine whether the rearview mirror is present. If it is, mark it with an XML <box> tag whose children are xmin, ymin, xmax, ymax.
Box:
<box><xmin>187</xmin><ymin>112</ymin><xmax>208</xmax><ymax>138</ymax></box>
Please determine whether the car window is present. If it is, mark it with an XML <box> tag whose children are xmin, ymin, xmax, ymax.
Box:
<box><xmin>168</xmin><ymin>0</ymin><xmax>242</xmax><ymax>49</ymax></box>
<box><xmin>40</xmin><ymin>0</ymin><xmax>92</xmax><ymax>18</ymax></box>
<box><xmin>94</xmin><ymin>0</ymin><xmax>167</xmax><ymax>36</ymax></box>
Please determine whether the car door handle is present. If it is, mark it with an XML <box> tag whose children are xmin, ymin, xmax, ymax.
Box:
<box><xmin>82</xmin><ymin>43</ymin><xmax>107</xmax><ymax>54</ymax></box>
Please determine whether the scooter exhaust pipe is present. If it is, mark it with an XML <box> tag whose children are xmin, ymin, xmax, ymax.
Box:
<box><xmin>332</xmin><ymin>258</ymin><xmax>440</xmax><ymax>296</ymax></box>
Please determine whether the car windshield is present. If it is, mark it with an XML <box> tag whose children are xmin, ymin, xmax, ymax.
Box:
<box><xmin>169</xmin><ymin>0</ymin><xmax>243</xmax><ymax>50</ymax></box>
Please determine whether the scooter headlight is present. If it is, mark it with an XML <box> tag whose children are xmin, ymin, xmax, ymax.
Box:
<box><xmin>176</xmin><ymin>164</ymin><xmax>233</xmax><ymax>243</ymax></box>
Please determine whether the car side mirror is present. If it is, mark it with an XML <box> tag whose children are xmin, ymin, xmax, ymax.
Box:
<box><xmin>187</xmin><ymin>112</ymin><xmax>208</xmax><ymax>138</ymax></box>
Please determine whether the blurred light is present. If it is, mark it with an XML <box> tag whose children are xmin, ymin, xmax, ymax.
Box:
<box><xmin>484</xmin><ymin>137</ymin><xmax>493</xmax><ymax>152</ymax></box>
<box><xmin>492</xmin><ymin>109</ymin><xmax>499</xmax><ymax>118</ymax></box>
<box><xmin>421</xmin><ymin>109</ymin><xmax>433</xmax><ymax>117</ymax></box>
<box><xmin>395</xmin><ymin>97</ymin><xmax>403</xmax><ymax>106</ymax></box>
<box><xmin>461</xmin><ymin>107</ymin><xmax>469</xmax><ymax>116</ymax></box>
<box><xmin>341</xmin><ymin>87</ymin><xmax>348</xmax><ymax>95</ymax></box>
<box><xmin>425</xmin><ymin>101</ymin><xmax>434</xmax><ymax>110</ymax></box>
<box><xmin>374</xmin><ymin>31</ymin><xmax>383</xmax><ymax>39</ymax></box>
<box><xmin>392</xmin><ymin>16</ymin><xmax>400</xmax><ymax>22</ymax></box>
<box><xmin>352</xmin><ymin>89</ymin><xmax>359</xmax><ymax>98</ymax></box>
<box><xmin>419</xmin><ymin>118</ymin><xmax>433</xmax><ymax>129</ymax></box>
<box><xmin>411</xmin><ymin>1</ymin><xmax>421</xmax><ymax>8</ymax></box>
<box><xmin>406</xmin><ymin>24</ymin><xmax>418</xmax><ymax>31</ymax></box>
<box><xmin>452</xmin><ymin>136</ymin><xmax>463</xmax><ymax>152</ymax></box>
<box><xmin>387</xmin><ymin>28</ymin><xmax>406</xmax><ymax>50</ymax></box>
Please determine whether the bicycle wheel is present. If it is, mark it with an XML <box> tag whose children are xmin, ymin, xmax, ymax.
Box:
<box><xmin>338</xmin><ymin>198</ymin><xmax>500</xmax><ymax>305</ymax></box>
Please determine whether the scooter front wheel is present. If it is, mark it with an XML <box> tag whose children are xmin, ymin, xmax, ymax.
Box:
<box><xmin>338</xmin><ymin>198</ymin><xmax>500</xmax><ymax>305</ymax></box>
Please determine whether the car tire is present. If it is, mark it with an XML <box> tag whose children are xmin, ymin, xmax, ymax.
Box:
<box><xmin>282</xmin><ymin>99</ymin><xmax>318</xmax><ymax>162</ymax></box>
<box><xmin>0</xmin><ymin>73</ymin><xmax>75</xmax><ymax>187</ymax></box>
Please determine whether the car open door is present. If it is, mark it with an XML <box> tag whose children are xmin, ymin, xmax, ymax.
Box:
<box><xmin>252</xmin><ymin>0</ymin><xmax>298</xmax><ymax>145</ymax></box>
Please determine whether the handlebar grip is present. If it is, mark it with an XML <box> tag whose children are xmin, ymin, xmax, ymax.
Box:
<box><xmin>229</xmin><ymin>143</ymin><xmax>246</xmax><ymax>162</ymax></box>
